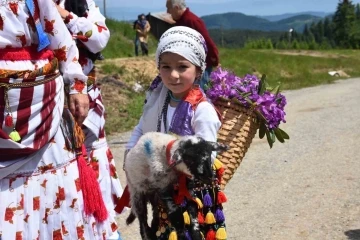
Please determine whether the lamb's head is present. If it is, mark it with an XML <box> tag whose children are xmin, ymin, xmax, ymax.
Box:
<box><xmin>171</xmin><ymin>136</ymin><xmax>229</xmax><ymax>184</ymax></box>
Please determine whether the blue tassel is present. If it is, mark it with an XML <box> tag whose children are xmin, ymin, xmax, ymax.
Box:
<box><xmin>215</xmin><ymin>208</ymin><xmax>225</xmax><ymax>222</ymax></box>
<box><xmin>203</xmin><ymin>190</ymin><xmax>212</xmax><ymax>207</ymax></box>
<box><xmin>185</xmin><ymin>230</ymin><xmax>192</xmax><ymax>240</ymax></box>
<box><xmin>181</xmin><ymin>198</ymin><xmax>187</xmax><ymax>207</ymax></box>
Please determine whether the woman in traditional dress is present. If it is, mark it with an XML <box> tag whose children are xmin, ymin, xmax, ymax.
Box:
<box><xmin>0</xmin><ymin>0</ymin><xmax>116</xmax><ymax>239</ymax></box>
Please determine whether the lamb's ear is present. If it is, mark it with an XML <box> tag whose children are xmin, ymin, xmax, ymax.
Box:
<box><xmin>207</xmin><ymin>142</ymin><xmax>230</xmax><ymax>153</ymax></box>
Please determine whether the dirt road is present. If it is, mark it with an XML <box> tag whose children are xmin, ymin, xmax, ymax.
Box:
<box><xmin>109</xmin><ymin>78</ymin><xmax>360</xmax><ymax>240</ymax></box>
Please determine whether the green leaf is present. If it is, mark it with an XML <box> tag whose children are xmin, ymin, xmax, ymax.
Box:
<box><xmin>274</xmin><ymin>128</ymin><xmax>285</xmax><ymax>143</ymax></box>
<box><xmin>265</xmin><ymin>130</ymin><xmax>273</xmax><ymax>148</ymax></box>
<box><xmin>85</xmin><ymin>30</ymin><xmax>93</xmax><ymax>38</ymax></box>
<box><xmin>270</xmin><ymin>129</ymin><xmax>276</xmax><ymax>143</ymax></box>
<box><xmin>259</xmin><ymin>121</ymin><xmax>266</xmax><ymax>139</ymax></box>
<box><xmin>271</xmin><ymin>84</ymin><xmax>280</xmax><ymax>95</ymax></box>
<box><xmin>278</xmin><ymin>128</ymin><xmax>290</xmax><ymax>140</ymax></box>
<box><xmin>259</xmin><ymin>74</ymin><xmax>267</xmax><ymax>95</ymax></box>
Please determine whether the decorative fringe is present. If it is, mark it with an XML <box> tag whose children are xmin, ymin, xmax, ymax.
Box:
<box><xmin>217</xmin><ymin>167</ymin><xmax>224</xmax><ymax>178</ymax></box>
<box><xmin>74</xmin><ymin>121</ymin><xmax>85</xmax><ymax>148</ymax></box>
<box><xmin>9</xmin><ymin>129</ymin><xmax>21</xmax><ymax>142</ymax></box>
<box><xmin>185</xmin><ymin>230</ymin><xmax>192</xmax><ymax>240</ymax></box>
<box><xmin>206</xmin><ymin>229</ymin><xmax>216</xmax><ymax>240</ymax></box>
<box><xmin>215</xmin><ymin>227</ymin><xmax>227</xmax><ymax>240</ymax></box>
<box><xmin>217</xmin><ymin>191</ymin><xmax>227</xmax><ymax>204</ymax></box>
<box><xmin>168</xmin><ymin>230</ymin><xmax>178</xmax><ymax>240</ymax></box>
<box><xmin>203</xmin><ymin>191</ymin><xmax>213</xmax><ymax>207</ymax></box>
<box><xmin>5</xmin><ymin>114</ymin><xmax>13</xmax><ymax>127</ymax></box>
<box><xmin>215</xmin><ymin>208</ymin><xmax>225</xmax><ymax>222</ymax></box>
<box><xmin>77</xmin><ymin>145</ymin><xmax>108</xmax><ymax>222</ymax></box>
<box><xmin>213</xmin><ymin>159</ymin><xmax>223</xmax><ymax>170</ymax></box>
<box><xmin>198</xmin><ymin>211</ymin><xmax>204</xmax><ymax>224</ymax></box>
<box><xmin>205</xmin><ymin>211</ymin><xmax>216</xmax><ymax>224</ymax></box>
<box><xmin>183</xmin><ymin>211</ymin><xmax>190</xmax><ymax>225</ymax></box>
<box><xmin>195</xmin><ymin>197</ymin><xmax>203</xmax><ymax>209</ymax></box>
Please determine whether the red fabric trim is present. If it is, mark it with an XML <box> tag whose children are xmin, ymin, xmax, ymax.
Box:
<box><xmin>166</xmin><ymin>139</ymin><xmax>177</xmax><ymax>166</ymax></box>
<box><xmin>114</xmin><ymin>185</ymin><xmax>131</xmax><ymax>214</ymax></box>
<box><xmin>183</xmin><ymin>86</ymin><xmax>207</xmax><ymax>110</ymax></box>
<box><xmin>0</xmin><ymin>146</ymin><xmax>37</xmax><ymax>160</ymax></box>
<box><xmin>16</xmin><ymin>81</ymin><xmax>34</xmax><ymax>140</ymax></box>
<box><xmin>0</xmin><ymin>46</ymin><xmax>54</xmax><ymax>61</ymax></box>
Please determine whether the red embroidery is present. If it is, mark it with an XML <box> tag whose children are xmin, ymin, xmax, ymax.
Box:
<box><xmin>70</xmin><ymin>198</ymin><xmax>78</xmax><ymax>208</ymax></box>
<box><xmin>53</xmin><ymin>229</ymin><xmax>63</xmax><ymax>240</ymax></box>
<box><xmin>26</xmin><ymin>17</ymin><xmax>36</xmax><ymax>32</ymax></box>
<box><xmin>44</xmin><ymin>18</ymin><xmax>55</xmax><ymax>36</ymax></box>
<box><xmin>62</xmin><ymin>221</ymin><xmax>69</xmax><ymax>235</ymax></box>
<box><xmin>74</xmin><ymin>178</ymin><xmax>81</xmax><ymax>192</ymax></box>
<box><xmin>72</xmin><ymin>78</ymin><xmax>85</xmax><ymax>92</ymax></box>
<box><xmin>0</xmin><ymin>15</ymin><xmax>4</xmax><ymax>31</ymax></box>
<box><xmin>76</xmin><ymin>225</ymin><xmax>84</xmax><ymax>240</ymax></box>
<box><xmin>33</xmin><ymin>196</ymin><xmax>40</xmax><ymax>211</ymax></box>
<box><xmin>23</xmin><ymin>214</ymin><xmax>30</xmax><ymax>223</ymax></box>
<box><xmin>95</xmin><ymin>23</ymin><xmax>107</xmax><ymax>33</ymax></box>
<box><xmin>9</xmin><ymin>2</ymin><xmax>19</xmax><ymax>16</ymax></box>
<box><xmin>16</xmin><ymin>34</ymin><xmax>26</xmax><ymax>47</ymax></box>
<box><xmin>15</xmin><ymin>231</ymin><xmax>22</xmax><ymax>240</ymax></box>
<box><xmin>42</xmin><ymin>208</ymin><xmax>51</xmax><ymax>224</ymax></box>
<box><xmin>106</xmin><ymin>148</ymin><xmax>113</xmax><ymax>162</ymax></box>
<box><xmin>5</xmin><ymin>207</ymin><xmax>16</xmax><ymax>224</ymax></box>
<box><xmin>110</xmin><ymin>164</ymin><xmax>118</xmax><ymax>179</ymax></box>
<box><xmin>54</xmin><ymin>45</ymin><xmax>67</xmax><ymax>62</ymax></box>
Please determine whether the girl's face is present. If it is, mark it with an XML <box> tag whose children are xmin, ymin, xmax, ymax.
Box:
<box><xmin>159</xmin><ymin>52</ymin><xmax>201</xmax><ymax>99</ymax></box>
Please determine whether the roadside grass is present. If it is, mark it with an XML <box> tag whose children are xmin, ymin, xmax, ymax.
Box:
<box><xmin>220</xmin><ymin>49</ymin><xmax>360</xmax><ymax>90</ymax></box>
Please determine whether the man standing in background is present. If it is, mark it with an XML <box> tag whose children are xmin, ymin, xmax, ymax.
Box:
<box><xmin>135</xmin><ymin>14</ymin><xmax>151</xmax><ymax>56</ymax></box>
<box><xmin>166</xmin><ymin>0</ymin><xmax>219</xmax><ymax>89</ymax></box>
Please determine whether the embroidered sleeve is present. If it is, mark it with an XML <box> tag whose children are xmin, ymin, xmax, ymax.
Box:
<box><xmin>38</xmin><ymin>0</ymin><xmax>87</xmax><ymax>94</ymax></box>
<box><xmin>64</xmin><ymin>0</ymin><xmax>110</xmax><ymax>53</ymax></box>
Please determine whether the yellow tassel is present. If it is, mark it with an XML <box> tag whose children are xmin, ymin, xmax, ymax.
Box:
<box><xmin>195</xmin><ymin>197</ymin><xmax>203</xmax><ymax>209</ymax></box>
<box><xmin>216</xmin><ymin>226</ymin><xmax>227</xmax><ymax>240</ymax></box>
<box><xmin>205</xmin><ymin>211</ymin><xmax>216</xmax><ymax>224</ymax></box>
<box><xmin>213</xmin><ymin>158</ymin><xmax>223</xmax><ymax>170</ymax></box>
<box><xmin>168</xmin><ymin>230</ymin><xmax>178</xmax><ymax>240</ymax></box>
<box><xmin>183</xmin><ymin>211</ymin><xmax>190</xmax><ymax>225</ymax></box>
<box><xmin>9</xmin><ymin>129</ymin><xmax>21</xmax><ymax>142</ymax></box>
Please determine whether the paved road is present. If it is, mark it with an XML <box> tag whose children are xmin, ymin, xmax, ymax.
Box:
<box><xmin>109</xmin><ymin>78</ymin><xmax>360</xmax><ymax>240</ymax></box>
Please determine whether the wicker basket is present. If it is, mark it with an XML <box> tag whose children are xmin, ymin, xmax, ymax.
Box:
<box><xmin>215</xmin><ymin>98</ymin><xmax>259</xmax><ymax>189</ymax></box>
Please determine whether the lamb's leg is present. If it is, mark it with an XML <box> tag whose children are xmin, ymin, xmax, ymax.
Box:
<box><xmin>187</xmin><ymin>200</ymin><xmax>203</xmax><ymax>240</ymax></box>
<box><xmin>160</xmin><ymin>190</ymin><xmax>185</xmax><ymax>239</ymax></box>
<box><xmin>149</xmin><ymin>193</ymin><xmax>160</xmax><ymax>235</ymax></box>
<box><xmin>132</xmin><ymin>192</ymin><xmax>152</xmax><ymax>240</ymax></box>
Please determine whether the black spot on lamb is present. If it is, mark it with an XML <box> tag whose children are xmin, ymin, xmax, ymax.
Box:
<box><xmin>124</xmin><ymin>132</ymin><xmax>229</xmax><ymax>240</ymax></box>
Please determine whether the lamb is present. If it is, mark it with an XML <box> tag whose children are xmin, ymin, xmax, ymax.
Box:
<box><xmin>124</xmin><ymin>132</ymin><xmax>228</xmax><ymax>240</ymax></box>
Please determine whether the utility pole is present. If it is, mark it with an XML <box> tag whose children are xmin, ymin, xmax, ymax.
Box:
<box><xmin>103</xmin><ymin>0</ymin><xmax>106</xmax><ymax>17</ymax></box>
<box><xmin>221</xmin><ymin>24</ymin><xmax>224</xmax><ymax>47</ymax></box>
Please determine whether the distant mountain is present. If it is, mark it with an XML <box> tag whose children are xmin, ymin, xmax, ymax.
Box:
<box><xmin>259</xmin><ymin>11</ymin><xmax>330</xmax><ymax>22</ymax></box>
<box><xmin>201</xmin><ymin>12</ymin><xmax>323</xmax><ymax>32</ymax></box>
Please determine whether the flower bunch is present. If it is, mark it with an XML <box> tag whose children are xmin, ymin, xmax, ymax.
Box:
<box><xmin>206</xmin><ymin>67</ymin><xmax>289</xmax><ymax>148</ymax></box>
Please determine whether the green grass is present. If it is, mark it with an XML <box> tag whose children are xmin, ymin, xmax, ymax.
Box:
<box><xmin>100</xmin><ymin>63</ymin><xmax>126</xmax><ymax>75</ymax></box>
<box><xmin>102</xmin><ymin>19</ymin><xmax>157</xmax><ymax>59</ymax></box>
<box><xmin>219</xmin><ymin>49</ymin><xmax>360</xmax><ymax>90</ymax></box>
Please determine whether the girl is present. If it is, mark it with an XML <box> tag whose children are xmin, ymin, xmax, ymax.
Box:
<box><xmin>55</xmin><ymin>1</ymin><xmax>124</xmax><ymax>239</ymax></box>
<box><xmin>125</xmin><ymin>26</ymin><xmax>228</xmax><ymax>240</ymax></box>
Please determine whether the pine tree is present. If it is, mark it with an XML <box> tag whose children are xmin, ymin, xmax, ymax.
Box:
<box><xmin>356</xmin><ymin>3</ymin><xmax>360</xmax><ymax>19</ymax></box>
<box><xmin>333</xmin><ymin>0</ymin><xmax>356</xmax><ymax>48</ymax></box>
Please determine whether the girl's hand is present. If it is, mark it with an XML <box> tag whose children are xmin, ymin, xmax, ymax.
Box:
<box><xmin>68</xmin><ymin>94</ymin><xmax>89</xmax><ymax>125</ymax></box>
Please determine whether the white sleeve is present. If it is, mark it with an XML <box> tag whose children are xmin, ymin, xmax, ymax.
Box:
<box><xmin>125</xmin><ymin>116</ymin><xmax>144</xmax><ymax>150</ymax></box>
<box><xmin>192</xmin><ymin>102</ymin><xmax>221</xmax><ymax>162</ymax></box>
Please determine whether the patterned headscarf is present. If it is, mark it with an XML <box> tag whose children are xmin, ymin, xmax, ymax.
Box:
<box><xmin>155</xmin><ymin>26</ymin><xmax>207</xmax><ymax>74</ymax></box>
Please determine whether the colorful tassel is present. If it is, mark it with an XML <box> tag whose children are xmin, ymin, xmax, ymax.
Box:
<box><xmin>217</xmin><ymin>190</ymin><xmax>227</xmax><ymax>204</ymax></box>
<box><xmin>168</xmin><ymin>230</ymin><xmax>178</xmax><ymax>240</ymax></box>
<box><xmin>183</xmin><ymin>211</ymin><xmax>190</xmax><ymax>225</ymax></box>
<box><xmin>215</xmin><ymin>227</ymin><xmax>227</xmax><ymax>240</ymax></box>
<box><xmin>213</xmin><ymin>159</ymin><xmax>223</xmax><ymax>170</ymax></box>
<box><xmin>206</xmin><ymin>229</ymin><xmax>216</xmax><ymax>240</ymax></box>
<box><xmin>185</xmin><ymin>230</ymin><xmax>192</xmax><ymax>240</ymax></box>
<box><xmin>9</xmin><ymin>129</ymin><xmax>21</xmax><ymax>142</ymax></box>
<box><xmin>217</xmin><ymin>167</ymin><xmax>224</xmax><ymax>178</ymax></box>
<box><xmin>215</xmin><ymin>208</ymin><xmax>225</xmax><ymax>222</ymax></box>
<box><xmin>5</xmin><ymin>114</ymin><xmax>13</xmax><ymax>127</ymax></box>
<box><xmin>198</xmin><ymin>211</ymin><xmax>204</xmax><ymax>224</ymax></box>
<box><xmin>195</xmin><ymin>197</ymin><xmax>203</xmax><ymax>209</ymax></box>
<box><xmin>205</xmin><ymin>211</ymin><xmax>216</xmax><ymax>224</ymax></box>
<box><xmin>203</xmin><ymin>191</ymin><xmax>213</xmax><ymax>207</ymax></box>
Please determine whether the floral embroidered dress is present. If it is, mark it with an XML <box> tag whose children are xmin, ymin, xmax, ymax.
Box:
<box><xmin>55</xmin><ymin>0</ymin><xmax>124</xmax><ymax>228</ymax></box>
<box><xmin>0</xmin><ymin>0</ymin><xmax>116</xmax><ymax>239</ymax></box>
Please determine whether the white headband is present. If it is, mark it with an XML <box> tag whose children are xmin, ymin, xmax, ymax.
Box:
<box><xmin>155</xmin><ymin>26</ymin><xmax>207</xmax><ymax>74</ymax></box>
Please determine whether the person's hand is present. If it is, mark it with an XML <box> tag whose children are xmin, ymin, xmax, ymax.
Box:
<box><xmin>56</xmin><ymin>4</ymin><xmax>69</xmax><ymax>19</ymax></box>
<box><xmin>68</xmin><ymin>94</ymin><xmax>89</xmax><ymax>125</ymax></box>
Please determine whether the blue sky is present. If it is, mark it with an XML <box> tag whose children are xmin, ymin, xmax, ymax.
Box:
<box><xmin>94</xmin><ymin>0</ymin><xmax>360</xmax><ymax>20</ymax></box>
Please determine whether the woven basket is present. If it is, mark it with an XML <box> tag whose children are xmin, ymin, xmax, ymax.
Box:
<box><xmin>215</xmin><ymin>98</ymin><xmax>259</xmax><ymax>189</ymax></box>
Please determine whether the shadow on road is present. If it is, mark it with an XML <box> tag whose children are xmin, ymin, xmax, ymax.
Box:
<box><xmin>345</xmin><ymin>229</ymin><xmax>360</xmax><ymax>240</ymax></box>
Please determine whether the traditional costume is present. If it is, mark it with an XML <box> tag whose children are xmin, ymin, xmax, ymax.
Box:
<box><xmin>0</xmin><ymin>0</ymin><xmax>115</xmax><ymax>239</ymax></box>
<box><xmin>125</xmin><ymin>26</ymin><xmax>228</xmax><ymax>240</ymax></box>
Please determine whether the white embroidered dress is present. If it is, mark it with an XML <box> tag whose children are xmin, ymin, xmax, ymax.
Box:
<box><xmin>0</xmin><ymin>0</ymin><xmax>117</xmax><ymax>239</ymax></box>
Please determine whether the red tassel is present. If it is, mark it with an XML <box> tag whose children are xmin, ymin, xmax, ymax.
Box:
<box><xmin>5</xmin><ymin>114</ymin><xmax>13</xmax><ymax>127</ymax></box>
<box><xmin>217</xmin><ymin>191</ymin><xmax>227</xmax><ymax>204</ymax></box>
<box><xmin>198</xmin><ymin>211</ymin><xmax>204</xmax><ymax>224</ymax></box>
<box><xmin>77</xmin><ymin>145</ymin><xmax>108</xmax><ymax>222</ymax></box>
<box><xmin>206</xmin><ymin>229</ymin><xmax>216</xmax><ymax>240</ymax></box>
<box><xmin>114</xmin><ymin>185</ymin><xmax>131</xmax><ymax>214</ymax></box>
<box><xmin>217</xmin><ymin>167</ymin><xmax>224</xmax><ymax>178</ymax></box>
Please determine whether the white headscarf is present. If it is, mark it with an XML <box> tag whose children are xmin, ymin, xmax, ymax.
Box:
<box><xmin>155</xmin><ymin>26</ymin><xmax>207</xmax><ymax>74</ymax></box>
